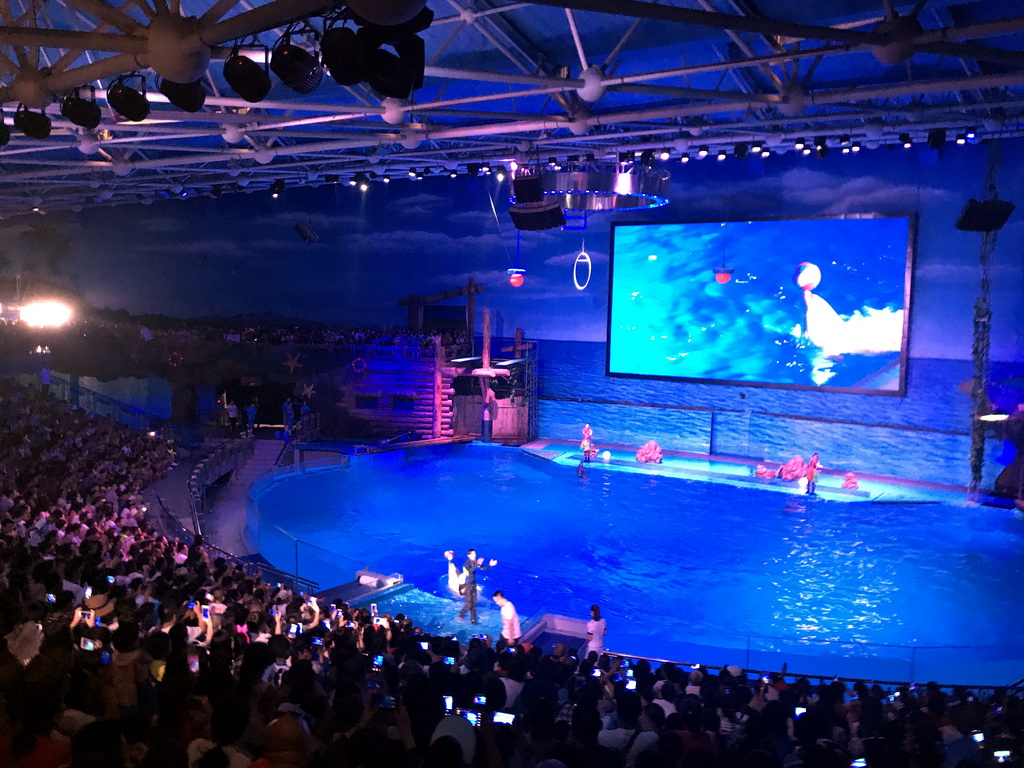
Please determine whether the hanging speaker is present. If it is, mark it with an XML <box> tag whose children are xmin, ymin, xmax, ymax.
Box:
<box><xmin>955</xmin><ymin>198</ymin><xmax>1015</xmax><ymax>232</ymax></box>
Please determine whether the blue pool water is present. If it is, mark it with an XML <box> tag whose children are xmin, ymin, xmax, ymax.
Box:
<box><xmin>251</xmin><ymin>444</ymin><xmax>1024</xmax><ymax>672</ymax></box>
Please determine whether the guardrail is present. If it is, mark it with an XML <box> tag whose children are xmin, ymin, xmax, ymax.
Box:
<box><xmin>521</xmin><ymin>605</ymin><xmax>1024</xmax><ymax>690</ymax></box>
<box><xmin>187</xmin><ymin>435</ymin><xmax>255</xmax><ymax>532</ymax></box>
<box><xmin>155</xmin><ymin>495</ymin><xmax>319</xmax><ymax>594</ymax></box>
<box><xmin>46</xmin><ymin>373</ymin><xmax>169</xmax><ymax>433</ymax></box>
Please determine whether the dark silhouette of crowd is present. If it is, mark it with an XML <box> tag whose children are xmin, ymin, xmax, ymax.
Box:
<box><xmin>0</xmin><ymin>378</ymin><xmax>1020</xmax><ymax>768</ymax></box>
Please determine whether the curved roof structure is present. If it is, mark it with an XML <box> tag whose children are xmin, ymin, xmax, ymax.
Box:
<box><xmin>0</xmin><ymin>0</ymin><xmax>1022</xmax><ymax>215</ymax></box>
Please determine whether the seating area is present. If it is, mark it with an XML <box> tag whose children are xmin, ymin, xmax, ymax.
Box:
<box><xmin>1</xmin><ymin>378</ymin><xmax>1021</xmax><ymax>768</ymax></box>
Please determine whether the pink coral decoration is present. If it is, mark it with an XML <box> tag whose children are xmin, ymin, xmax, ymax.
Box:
<box><xmin>778</xmin><ymin>456</ymin><xmax>807</xmax><ymax>482</ymax></box>
<box><xmin>636</xmin><ymin>440</ymin><xmax>663</xmax><ymax>463</ymax></box>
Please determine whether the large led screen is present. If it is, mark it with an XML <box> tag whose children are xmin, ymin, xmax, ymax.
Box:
<box><xmin>608</xmin><ymin>215</ymin><xmax>914</xmax><ymax>394</ymax></box>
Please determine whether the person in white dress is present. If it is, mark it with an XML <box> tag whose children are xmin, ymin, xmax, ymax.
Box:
<box><xmin>586</xmin><ymin>604</ymin><xmax>607</xmax><ymax>657</ymax></box>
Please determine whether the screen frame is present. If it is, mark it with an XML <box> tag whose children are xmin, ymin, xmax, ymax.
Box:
<box><xmin>606</xmin><ymin>212</ymin><xmax>916</xmax><ymax>397</ymax></box>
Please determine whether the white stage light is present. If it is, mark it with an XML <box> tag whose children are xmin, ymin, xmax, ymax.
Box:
<box><xmin>20</xmin><ymin>300</ymin><xmax>73</xmax><ymax>327</ymax></box>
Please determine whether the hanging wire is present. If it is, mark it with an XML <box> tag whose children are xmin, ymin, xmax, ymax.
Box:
<box><xmin>486</xmin><ymin>186</ymin><xmax>514</xmax><ymax>266</ymax></box>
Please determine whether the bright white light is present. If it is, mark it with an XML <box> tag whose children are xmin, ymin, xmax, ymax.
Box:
<box><xmin>20</xmin><ymin>300</ymin><xmax>73</xmax><ymax>328</ymax></box>
<box><xmin>601</xmin><ymin>450</ymin><xmax>611</xmax><ymax>460</ymax></box>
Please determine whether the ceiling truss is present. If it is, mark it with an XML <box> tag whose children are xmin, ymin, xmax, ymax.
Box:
<box><xmin>0</xmin><ymin>0</ymin><xmax>1019</xmax><ymax>215</ymax></box>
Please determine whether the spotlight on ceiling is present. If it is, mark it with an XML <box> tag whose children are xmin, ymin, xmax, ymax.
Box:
<box><xmin>158</xmin><ymin>78</ymin><xmax>206</xmax><ymax>112</ymax></box>
<box><xmin>449</xmin><ymin>170</ymin><xmax>458</xmax><ymax>178</ymax></box>
<box><xmin>955</xmin><ymin>133</ymin><xmax>967</xmax><ymax>145</ymax></box>
<box><xmin>716</xmin><ymin>149</ymin><xmax>727</xmax><ymax>161</ymax></box>
<box><xmin>317</xmin><ymin>11</ymin><xmax>435</xmax><ymax>99</ymax></box>
<box><xmin>270</xmin><ymin>179</ymin><xmax>285</xmax><ymax>198</ymax></box>
<box><xmin>734</xmin><ymin>142</ymin><xmax>748</xmax><ymax>159</ymax></box>
<box><xmin>381</xmin><ymin>174</ymin><xmax>391</xmax><ymax>183</ymax></box>
<box><xmin>494</xmin><ymin>165</ymin><xmax>506</xmax><ymax>181</ymax></box>
<box><xmin>223</xmin><ymin>44</ymin><xmax>272</xmax><ymax>103</ymax></box>
<box><xmin>697</xmin><ymin>145</ymin><xmax>709</xmax><ymax>158</ymax></box>
<box><xmin>354</xmin><ymin>172</ymin><xmax>370</xmax><ymax>191</ymax></box>
<box><xmin>900</xmin><ymin>132</ymin><xmax>912</xmax><ymax>148</ymax></box>
<box><xmin>60</xmin><ymin>87</ymin><xmax>102</xmax><ymax>130</ymax></box>
<box><xmin>816</xmin><ymin>145</ymin><xmax>829</xmax><ymax>159</ymax></box>
<box><xmin>794</xmin><ymin>138</ymin><xmax>806</xmax><ymax>150</ymax></box>
<box><xmin>760</xmin><ymin>148</ymin><xmax>771</xmax><ymax>158</ymax></box>
<box><xmin>107</xmin><ymin>74</ymin><xmax>150</xmax><ymax>122</ymax></box>
<box><xmin>321</xmin><ymin>24</ymin><xmax>363</xmax><ymax>86</ymax></box>
<box><xmin>814</xmin><ymin>136</ymin><xmax>827</xmax><ymax>150</ymax></box>
<box><xmin>839</xmin><ymin>134</ymin><xmax>851</xmax><ymax>146</ymax></box>
<box><xmin>851</xmin><ymin>141</ymin><xmax>862</xmax><ymax>152</ymax></box>
<box><xmin>750</xmin><ymin>141</ymin><xmax>763</xmax><ymax>154</ymax></box>
<box><xmin>13</xmin><ymin>104</ymin><xmax>51</xmax><ymax>139</ymax></box>
<box><xmin>680</xmin><ymin>153</ymin><xmax>690</xmax><ymax>163</ymax></box>
<box><xmin>927</xmin><ymin>128</ymin><xmax>946</xmax><ymax>150</ymax></box>
<box><xmin>658</xmin><ymin>148</ymin><xmax>670</xmax><ymax>161</ymax></box>
<box><xmin>408</xmin><ymin>168</ymin><xmax>417</xmax><ymax>178</ymax></box>
<box><xmin>271</xmin><ymin>32</ymin><xmax>323</xmax><ymax>94</ymax></box>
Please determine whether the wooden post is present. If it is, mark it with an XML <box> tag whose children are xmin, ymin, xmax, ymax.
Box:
<box><xmin>432</xmin><ymin>334</ymin><xmax>443</xmax><ymax>439</ymax></box>
<box><xmin>467</xmin><ymin>277</ymin><xmax>476</xmax><ymax>355</ymax></box>
<box><xmin>513</xmin><ymin>328</ymin><xmax>523</xmax><ymax>358</ymax></box>
<box><xmin>482</xmin><ymin>307</ymin><xmax>491</xmax><ymax>369</ymax></box>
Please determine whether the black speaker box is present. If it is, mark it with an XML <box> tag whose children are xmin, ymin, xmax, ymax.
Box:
<box><xmin>512</xmin><ymin>175</ymin><xmax>544</xmax><ymax>204</ymax></box>
<box><xmin>509</xmin><ymin>201</ymin><xmax>565</xmax><ymax>231</ymax></box>
<box><xmin>955</xmin><ymin>198</ymin><xmax>1015</xmax><ymax>232</ymax></box>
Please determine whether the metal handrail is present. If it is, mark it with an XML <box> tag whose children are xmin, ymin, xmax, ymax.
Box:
<box><xmin>155</xmin><ymin>495</ymin><xmax>319</xmax><ymax>594</ymax></box>
<box><xmin>188</xmin><ymin>435</ymin><xmax>256</xmax><ymax>528</ymax></box>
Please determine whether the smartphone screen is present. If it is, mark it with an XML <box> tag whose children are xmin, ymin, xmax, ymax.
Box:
<box><xmin>187</xmin><ymin>654</ymin><xmax>200</xmax><ymax>673</ymax></box>
<box><xmin>458</xmin><ymin>709</ymin><xmax>480</xmax><ymax>727</ymax></box>
<box><xmin>100</xmin><ymin>650</ymin><xmax>112</xmax><ymax>665</ymax></box>
<box><xmin>379</xmin><ymin>695</ymin><xmax>397</xmax><ymax>709</ymax></box>
<box><xmin>419</xmin><ymin>641</ymin><xmax>430</xmax><ymax>651</ymax></box>
<box><xmin>312</xmin><ymin>637</ymin><xmax>323</xmax><ymax>646</ymax></box>
<box><xmin>851</xmin><ymin>760</ymin><xmax>867</xmax><ymax>768</ymax></box>
<box><xmin>626</xmin><ymin>680</ymin><xmax>637</xmax><ymax>691</ymax></box>
<box><xmin>591</xmin><ymin>668</ymin><xmax>602</xmax><ymax>678</ymax></box>
<box><xmin>443</xmin><ymin>656</ymin><xmax>456</xmax><ymax>666</ymax></box>
<box><xmin>80</xmin><ymin>637</ymin><xmax>96</xmax><ymax>651</ymax></box>
<box><xmin>201</xmin><ymin>605</ymin><xmax>210</xmax><ymax>619</ymax></box>
<box><xmin>493</xmin><ymin>712</ymin><xmax>515</xmax><ymax>724</ymax></box>
<box><xmin>443</xmin><ymin>695</ymin><xmax>453</xmax><ymax>712</ymax></box>
<box><xmin>995</xmin><ymin>751</ymin><xmax>1012</xmax><ymax>764</ymax></box>
<box><xmin>795</xmin><ymin>707</ymin><xmax>807</xmax><ymax>717</ymax></box>
<box><xmin>971</xmin><ymin>732</ymin><xmax>984</xmax><ymax>744</ymax></box>
<box><xmin>473</xmin><ymin>695</ymin><xmax>487</xmax><ymax>706</ymax></box>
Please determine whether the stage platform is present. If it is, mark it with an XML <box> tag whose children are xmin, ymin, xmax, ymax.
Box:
<box><xmin>522</xmin><ymin>439</ymin><xmax>979</xmax><ymax>505</ymax></box>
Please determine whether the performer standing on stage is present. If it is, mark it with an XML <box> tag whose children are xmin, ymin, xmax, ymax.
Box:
<box><xmin>805</xmin><ymin>452</ymin><xmax>821</xmax><ymax>495</ymax></box>
<box><xmin>581</xmin><ymin>423</ymin><xmax>597</xmax><ymax>462</ymax></box>
<box><xmin>448</xmin><ymin>548</ymin><xmax>497</xmax><ymax>624</ymax></box>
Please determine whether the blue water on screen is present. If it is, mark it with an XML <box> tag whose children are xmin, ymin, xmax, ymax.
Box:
<box><xmin>609</xmin><ymin>218</ymin><xmax>910</xmax><ymax>391</ymax></box>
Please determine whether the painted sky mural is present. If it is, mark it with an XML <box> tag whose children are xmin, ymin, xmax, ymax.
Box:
<box><xmin>2</xmin><ymin>140</ymin><xmax>1022</xmax><ymax>360</ymax></box>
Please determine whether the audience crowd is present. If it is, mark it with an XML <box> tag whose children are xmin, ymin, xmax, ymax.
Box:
<box><xmin>0</xmin><ymin>314</ymin><xmax>468</xmax><ymax>354</ymax></box>
<box><xmin>0</xmin><ymin>378</ymin><xmax>1021</xmax><ymax>768</ymax></box>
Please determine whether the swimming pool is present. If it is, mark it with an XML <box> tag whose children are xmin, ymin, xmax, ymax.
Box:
<box><xmin>250</xmin><ymin>443</ymin><xmax>1024</xmax><ymax>681</ymax></box>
